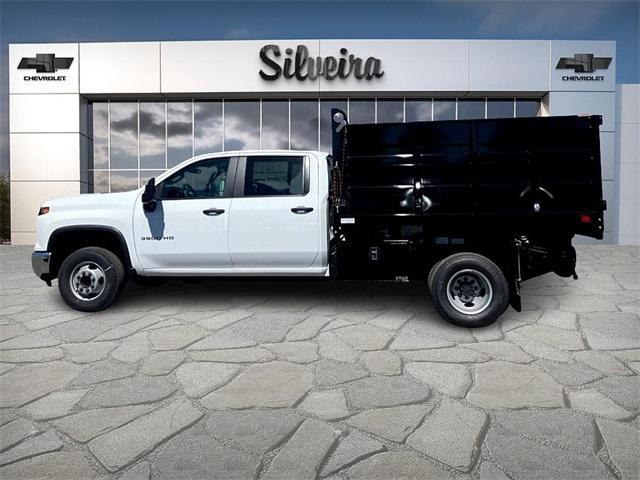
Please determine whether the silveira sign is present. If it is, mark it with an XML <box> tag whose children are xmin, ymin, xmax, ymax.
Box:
<box><xmin>259</xmin><ymin>44</ymin><xmax>384</xmax><ymax>81</ymax></box>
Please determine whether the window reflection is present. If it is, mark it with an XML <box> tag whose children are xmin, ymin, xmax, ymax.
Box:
<box><xmin>290</xmin><ymin>100</ymin><xmax>318</xmax><ymax>150</ymax></box>
<box><xmin>487</xmin><ymin>99</ymin><xmax>514</xmax><ymax>119</ymax></box>
<box><xmin>160</xmin><ymin>158</ymin><xmax>230</xmax><ymax>199</ymax></box>
<box><xmin>225</xmin><ymin>101</ymin><xmax>259</xmax><ymax>151</ymax></box>
<box><xmin>405</xmin><ymin>100</ymin><xmax>432</xmax><ymax>122</ymax></box>
<box><xmin>90</xmin><ymin>171</ymin><xmax>109</xmax><ymax>193</ymax></box>
<box><xmin>349</xmin><ymin>99</ymin><xmax>375</xmax><ymax>124</ymax></box>
<box><xmin>91</xmin><ymin>96</ymin><xmax>543</xmax><ymax>194</ymax></box>
<box><xmin>195</xmin><ymin>101</ymin><xmax>223</xmax><ymax>155</ymax></box>
<box><xmin>110</xmin><ymin>170</ymin><xmax>138</xmax><ymax>192</ymax></box>
<box><xmin>140</xmin><ymin>102</ymin><xmax>166</xmax><ymax>169</ymax></box>
<box><xmin>167</xmin><ymin>102</ymin><xmax>192</xmax><ymax>167</ymax></box>
<box><xmin>262</xmin><ymin>100</ymin><xmax>289</xmax><ymax>150</ymax></box>
<box><xmin>244</xmin><ymin>156</ymin><xmax>304</xmax><ymax>196</ymax></box>
<box><xmin>377</xmin><ymin>99</ymin><xmax>403</xmax><ymax>123</ymax></box>
<box><xmin>140</xmin><ymin>170</ymin><xmax>165</xmax><ymax>187</ymax></box>
<box><xmin>110</xmin><ymin>102</ymin><xmax>138</xmax><ymax>169</ymax></box>
<box><xmin>516</xmin><ymin>99</ymin><xmax>540</xmax><ymax>117</ymax></box>
<box><xmin>92</xmin><ymin>103</ymin><xmax>108</xmax><ymax>169</ymax></box>
<box><xmin>320</xmin><ymin>99</ymin><xmax>347</xmax><ymax>152</ymax></box>
<box><xmin>433</xmin><ymin>99</ymin><xmax>456</xmax><ymax>121</ymax></box>
<box><xmin>457</xmin><ymin>100</ymin><xmax>485</xmax><ymax>120</ymax></box>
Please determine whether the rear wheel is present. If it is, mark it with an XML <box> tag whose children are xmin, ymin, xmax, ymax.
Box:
<box><xmin>429</xmin><ymin>252</ymin><xmax>509</xmax><ymax>327</ymax></box>
<box><xmin>58</xmin><ymin>247</ymin><xmax>125</xmax><ymax>312</ymax></box>
<box><xmin>427</xmin><ymin>259</ymin><xmax>443</xmax><ymax>292</ymax></box>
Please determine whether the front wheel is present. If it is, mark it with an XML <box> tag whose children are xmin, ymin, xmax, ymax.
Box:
<box><xmin>58</xmin><ymin>247</ymin><xmax>125</xmax><ymax>312</ymax></box>
<box><xmin>429</xmin><ymin>252</ymin><xmax>509</xmax><ymax>327</ymax></box>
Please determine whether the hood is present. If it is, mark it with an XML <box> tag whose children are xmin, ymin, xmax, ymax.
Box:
<box><xmin>42</xmin><ymin>190</ymin><xmax>141</xmax><ymax>211</ymax></box>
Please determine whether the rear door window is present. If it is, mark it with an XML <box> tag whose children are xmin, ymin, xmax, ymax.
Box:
<box><xmin>243</xmin><ymin>156</ymin><xmax>306</xmax><ymax>196</ymax></box>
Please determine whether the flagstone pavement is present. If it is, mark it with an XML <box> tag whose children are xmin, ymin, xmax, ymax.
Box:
<box><xmin>0</xmin><ymin>245</ymin><xmax>638</xmax><ymax>479</ymax></box>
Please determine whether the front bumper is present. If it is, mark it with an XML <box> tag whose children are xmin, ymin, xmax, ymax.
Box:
<box><xmin>32</xmin><ymin>251</ymin><xmax>52</xmax><ymax>284</ymax></box>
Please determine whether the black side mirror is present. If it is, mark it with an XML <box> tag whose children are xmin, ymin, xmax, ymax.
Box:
<box><xmin>142</xmin><ymin>178</ymin><xmax>157</xmax><ymax>212</ymax></box>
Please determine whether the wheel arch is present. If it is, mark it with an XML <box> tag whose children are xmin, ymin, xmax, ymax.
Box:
<box><xmin>47</xmin><ymin>225</ymin><xmax>134</xmax><ymax>279</ymax></box>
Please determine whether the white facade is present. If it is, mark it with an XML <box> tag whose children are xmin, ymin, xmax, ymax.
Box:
<box><xmin>9</xmin><ymin>38</ymin><xmax>635</xmax><ymax>245</ymax></box>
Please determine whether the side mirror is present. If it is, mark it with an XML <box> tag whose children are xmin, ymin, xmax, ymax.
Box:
<box><xmin>142</xmin><ymin>178</ymin><xmax>157</xmax><ymax>212</ymax></box>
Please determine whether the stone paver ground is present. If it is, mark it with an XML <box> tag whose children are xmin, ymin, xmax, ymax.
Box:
<box><xmin>0</xmin><ymin>245</ymin><xmax>638</xmax><ymax>479</ymax></box>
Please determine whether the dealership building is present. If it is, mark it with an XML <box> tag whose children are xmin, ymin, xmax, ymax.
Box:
<box><xmin>8</xmin><ymin>39</ymin><xmax>639</xmax><ymax>245</ymax></box>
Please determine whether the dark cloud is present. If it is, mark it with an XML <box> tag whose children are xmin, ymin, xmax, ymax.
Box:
<box><xmin>111</xmin><ymin>112</ymin><xmax>138</xmax><ymax>134</ymax></box>
<box><xmin>139</xmin><ymin>108</ymin><xmax>165</xmax><ymax>138</ymax></box>
<box><xmin>167</xmin><ymin>121</ymin><xmax>192</xmax><ymax>137</ymax></box>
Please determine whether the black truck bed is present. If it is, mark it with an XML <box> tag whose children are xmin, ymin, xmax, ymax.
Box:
<box><xmin>330</xmin><ymin>111</ymin><xmax>606</xmax><ymax>283</ymax></box>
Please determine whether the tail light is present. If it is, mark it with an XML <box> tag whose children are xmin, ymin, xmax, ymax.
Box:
<box><xmin>580</xmin><ymin>214</ymin><xmax>592</xmax><ymax>224</ymax></box>
<box><xmin>38</xmin><ymin>206</ymin><xmax>50</xmax><ymax>216</ymax></box>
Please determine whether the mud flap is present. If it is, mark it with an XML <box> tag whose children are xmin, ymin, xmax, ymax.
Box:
<box><xmin>510</xmin><ymin>236</ymin><xmax>527</xmax><ymax>312</ymax></box>
<box><xmin>509</xmin><ymin>278</ymin><xmax>522</xmax><ymax>312</ymax></box>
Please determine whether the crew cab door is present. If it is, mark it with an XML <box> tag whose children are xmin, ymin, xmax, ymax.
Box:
<box><xmin>228</xmin><ymin>154</ymin><xmax>320</xmax><ymax>268</ymax></box>
<box><xmin>133</xmin><ymin>156</ymin><xmax>236</xmax><ymax>270</ymax></box>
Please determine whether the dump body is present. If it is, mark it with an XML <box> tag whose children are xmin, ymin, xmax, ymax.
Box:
<box><xmin>330</xmin><ymin>112</ymin><xmax>605</xmax><ymax>285</ymax></box>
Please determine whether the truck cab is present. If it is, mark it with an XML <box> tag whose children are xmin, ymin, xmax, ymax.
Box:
<box><xmin>132</xmin><ymin>151</ymin><xmax>329</xmax><ymax>275</ymax></box>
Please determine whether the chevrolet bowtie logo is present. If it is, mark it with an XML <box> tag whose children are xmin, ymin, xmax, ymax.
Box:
<box><xmin>556</xmin><ymin>53</ymin><xmax>611</xmax><ymax>73</ymax></box>
<box><xmin>18</xmin><ymin>53</ymin><xmax>74</xmax><ymax>73</ymax></box>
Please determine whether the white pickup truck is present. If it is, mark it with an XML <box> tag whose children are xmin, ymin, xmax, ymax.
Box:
<box><xmin>33</xmin><ymin>150</ymin><xmax>331</xmax><ymax>303</ymax></box>
<box><xmin>32</xmin><ymin>113</ymin><xmax>605</xmax><ymax>327</ymax></box>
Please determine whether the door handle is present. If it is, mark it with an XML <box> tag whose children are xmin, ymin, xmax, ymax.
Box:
<box><xmin>202</xmin><ymin>208</ymin><xmax>225</xmax><ymax>216</ymax></box>
<box><xmin>291</xmin><ymin>206</ymin><xmax>314</xmax><ymax>214</ymax></box>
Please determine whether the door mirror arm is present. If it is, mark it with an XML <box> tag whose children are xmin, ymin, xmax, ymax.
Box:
<box><xmin>142</xmin><ymin>178</ymin><xmax>157</xmax><ymax>212</ymax></box>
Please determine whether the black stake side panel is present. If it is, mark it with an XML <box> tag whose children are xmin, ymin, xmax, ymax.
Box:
<box><xmin>336</xmin><ymin>115</ymin><xmax>603</xmax><ymax>234</ymax></box>
<box><xmin>330</xmin><ymin>113</ymin><xmax>605</xmax><ymax>280</ymax></box>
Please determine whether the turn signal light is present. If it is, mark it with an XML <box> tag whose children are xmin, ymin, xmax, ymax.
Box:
<box><xmin>38</xmin><ymin>206</ymin><xmax>50</xmax><ymax>216</ymax></box>
<box><xmin>580</xmin><ymin>214</ymin><xmax>592</xmax><ymax>223</ymax></box>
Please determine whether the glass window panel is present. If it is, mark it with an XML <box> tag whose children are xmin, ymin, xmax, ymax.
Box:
<box><xmin>457</xmin><ymin>100</ymin><xmax>485</xmax><ymax>120</ymax></box>
<box><xmin>110</xmin><ymin>102</ymin><xmax>138</xmax><ymax>170</ymax></box>
<box><xmin>261</xmin><ymin>100</ymin><xmax>289</xmax><ymax>150</ymax></box>
<box><xmin>140</xmin><ymin>102</ymin><xmax>166</xmax><ymax>169</ymax></box>
<box><xmin>516</xmin><ymin>99</ymin><xmax>541</xmax><ymax>117</ymax></box>
<box><xmin>349</xmin><ymin>99</ymin><xmax>375</xmax><ymax>124</ymax></box>
<box><xmin>110</xmin><ymin>171</ymin><xmax>139</xmax><ymax>193</ymax></box>
<box><xmin>90</xmin><ymin>171</ymin><xmax>109</xmax><ymax>193</ymax></box>
<box><xmin>376</xmin><ymin>99</ymin><xmax>403</xmax><ymax>123</ymax></box>
<box><xmin>244</xmin><ymin>156</ymin><xmax>304</xmax><ymax>196</ymax></box>
<box><xmin>320</xmin><ymin>99</ymin><xmax>347</xmax><ymax>152</ymax></box>
<box><xmin>92</xmin><ymin>103</ymin><xmax>109</xmax><ymax>169</ymax></box>
<box><xmin>433</xmin><ymin>99</ymin><xmax>456</xmax><ymax>121</ymax></box>
<box><xmin>159</xmin><ymin>158</ymin><xmax>230</xmax><ymax>199</ymax></box>
<box><xmin>167</xmin><ymin>102</ymin><xmax>193</xmax><ymax>168</ymax></box>
<box><xmin>194</xmin><ymin>101</ymin><xmax>223</xmax><ymax>155</ymax></box>
<box><xmin>290</xmin><ymin>100</ymin><xmax>318</xmax><ymax>150</ymax></box>
<box><xmin>140</xmin><ymin>170</ymin><xmax>165</xmax><ymax>187</ymax></box>
<box><xmin>487</xmin><ymin>99</ymin><xmax>515</xmax><ymax>119</ymax></box>
<box><xmin>225</xmin><ymin>101</ymin><xmax>260</xmax><ymax>151</ymax></box>
<box><xmin>405</xmin><ymin>100</ymin><xmax>432</xmax><ymax>122</ymax></box>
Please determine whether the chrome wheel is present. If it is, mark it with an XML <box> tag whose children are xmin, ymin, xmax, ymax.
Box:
<box><xmin>69</xmin><ymin>261</ymin><xmax>107</xmax><ymax>301</ymax></box>
<box><xmin>446</xmin><ymin>268</ymin><xmax>493</xmax><ymax>315</ymax></box>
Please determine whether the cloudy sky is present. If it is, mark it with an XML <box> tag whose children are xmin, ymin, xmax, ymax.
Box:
<box><xmin>1</xmin><ymin>0</ymin><xmax>638</xmax><ymax>175</ymax></box>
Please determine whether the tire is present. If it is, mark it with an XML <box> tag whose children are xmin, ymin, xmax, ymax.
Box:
<box><xmin>58</xmin><ymin>247</ymin><xmax>125</xmax><ymax>312</ymax></box>
<box><xmin>429</xmin><ymin>252</ymin><xmax>509</xmax><ymax>327</ymax></box>
<box><xmin>427</xmin><ymin>259</ymin><xmax>444</xmax><ymax>292</ymax></box>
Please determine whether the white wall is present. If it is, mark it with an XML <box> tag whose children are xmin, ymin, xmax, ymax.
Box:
<box><xmin>9</xmin><ymin>43</ymin><xmax>84</xmax><ymax>244</ymax></box>
<box><xmin>616</xmin><ymin>84</ymin><xmax>640</xmax><ymax>245</ymax></box>
<box><xmin>80</xmin><ymin>42</ymin><xmax>160</xmax><ymax>94</ymax></box>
